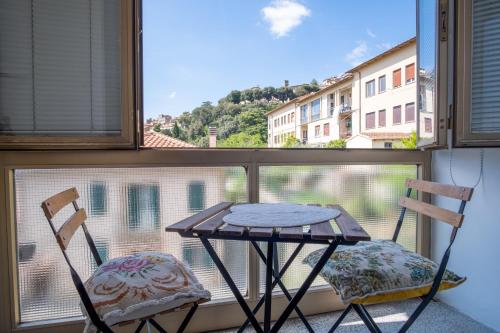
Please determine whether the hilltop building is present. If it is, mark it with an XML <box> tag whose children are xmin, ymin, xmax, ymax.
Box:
<box><xmin>267</xmin><ymin>37</ymin><xmax>417</xmax><ymax>148</ymax></box>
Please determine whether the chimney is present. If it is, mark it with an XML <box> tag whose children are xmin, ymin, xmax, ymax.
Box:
<box><xmin>284</xmin><ymin>80</ymin><xmax>289</xmax><ymax>88</ymax></box>
<box><xmin>208</xmin><ymin>126</ymin><xmax>217</xmax><ymax>148</ymax></box>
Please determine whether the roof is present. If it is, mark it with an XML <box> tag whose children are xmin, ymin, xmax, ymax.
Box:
<box><xmin>143</xmin><ymin>131</ymin><xmax>196</xmax><ymax>148</ymax></box>
<box><xmin>348</xmin><ymin>37</ymin><xmax>416</xmax><ymax>73</ymax></box>
<box><xmin>353</xmin><ymin>132</ymin><xmax>410</xmax><ymax>141</ymax></box>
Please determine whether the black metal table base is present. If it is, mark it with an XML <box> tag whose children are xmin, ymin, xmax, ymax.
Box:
<box><xmin>199</xmin><ymin>236</ymin><xmax>340</xmax><ymax>333</ymax></box>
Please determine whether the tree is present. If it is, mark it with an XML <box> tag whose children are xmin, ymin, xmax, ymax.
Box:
<box><xmin>153</xmin><ymin>124</ymin><xmax>161</xmax><ymax>132</ymax></box>
<box><xmin>283</xmin><ymin>135</ymin><xmax>301</xmax><ymax>148</ymax></box>
<box><xmin>310</xmin><ymin>79</ymin><xmax>320</xmax><ymax>91</ymax></box>
<box><xmin>398</xmin><ymin>131</ymin><xmax>417</xmax><ymax>149</ymax></box>
<box><xmin>325</xmin><ymin>138</ymin><xmax>347</xmax><ymax>148</ymax></box>
<box><xmin>172</xmin><ymin>122</ymin><xmax>181</xmax><ymax>138</ymax></box>
<box><xmin>161</xmin><ymin>128</ymin><xmax>173</xmax><ymax>137</ymax></box>
<box><xmin>226</xmin><ymin>90</ymin><xmax>241</xmax><ymax>104</ymax></box>
<box><xmin>219</xmin><ymin>132</ymin><xmax>265</xmax><ymax>148</ymax></box>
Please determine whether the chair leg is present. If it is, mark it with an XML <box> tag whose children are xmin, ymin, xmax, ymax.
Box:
<box><xmin>134</xmin><ymin>320</ymin><xmax>147</xmax><ymax>333</ymax></box>
<box><xmin>357</xmin><ymin>305</ymin><xmax>382</xmax><ymax>333</ymax></box>
<box><xmin>352</xmin><ymin>304</ymin><xmax>382</xmax><ymax>333</ymax></box>
<box><xmin>148</xmin><ymin>318</ymin><xmax>168</xmax><ymax>333</ymax></box>
<box><xmin>328</xmin><ymin>304</ymin><xmax>352</xmax><ymax>333</ymax></box>
<box><xmin>177</xmin><ymin>303</ymin><xmax>199</xmax><ymax>333</ymax></box>
<box><xmin>398</xmin><ymin>295</ymin><xmax>434</xmax><ymax>333</ymax></box>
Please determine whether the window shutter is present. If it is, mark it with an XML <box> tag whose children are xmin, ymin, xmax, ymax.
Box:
<box><xmin>405</xmin><ymin>63</ymin><xmax>415</xmax><ymax>83</ymax></box>
<box><xmin>393</xmin><ymin>106</ymin><xmax>401</xmax><ymax>124</ymax></box>
<box><xmin>189</xmin><ymin>181</ymin><xmax>206</xmax><ymax>212</ymax></box>
<box><xmin>379</xmin><ymin>110</ymin><xmax>386</xmax><ymax>127</ymax></box>
<box><xmin>324</xmin><ymin>123</ymin><xmax>330</xmax><ymax>136</ymax></box>
<box><xmin>393</xmin><ymin>69</ymin><xmax>401</xmax><ymax>87</ymax></box>
<box><xmin>366</xmin><ymin>112</ymin><xmax>375</xmax><ymax>129</ymax></box>
<box><xmin>405</xmin><ymin>103</ymin><xmax>415</xmax><ymax>122</ymax></box>
<box><xmin>470</xmin><ymin>0</ymin><xmax>500</xmax><ymax>132</ymax></box>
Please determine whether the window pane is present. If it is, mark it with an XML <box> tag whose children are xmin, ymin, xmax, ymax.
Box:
<box><xmin>311</xmin><ymin>99</ymin><xmax>321</xmax><ymax>121</ymax></box>
<box><xmin>259</xmin><ymin>164</ymin><xmax>417</xmax><ymax>291</ymax></box>
<box><xmin>417</xmin><ymin>0</ymin><xmax>437</xmax><ymax>143</ymax></box>
<box><xmin>14</xmin><ymin>167</ymin><xmax>247</xmax><ymax>323</ymax></box>
<box><xmin>0</xmin><ymin>0</ymin><xmax>122</xmax><ymax>136</ymax></box>
<box><xmin>366</xmin><ymin>80</ymin><xmax>375</xmax><ymax>97</ymax></box>
<box><xmin>379</xmin><ymin>75</ymin><xmax>386</xmax><ymax>93</ymax></box>
<box><xmin>470</xmin><ymin>0</ymin><xmax>500</xmax><ymax>132</ymax></box>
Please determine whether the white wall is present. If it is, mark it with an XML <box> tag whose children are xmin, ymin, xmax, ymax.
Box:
<box><xmin>432</xmin><ymin>148</ymin><xmax>500</xmax><ymax>332</ymax></box>
<box><xmin>358</xmin><ymin>44</ymin><xmax>416</xmax><ymax>134</ymax></box>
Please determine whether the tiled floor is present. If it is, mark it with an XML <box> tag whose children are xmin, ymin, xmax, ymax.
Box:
<box><xmin>217</xmin><ymin>299</ymin><xmax>497</xmax><ymax>333</ymax></box>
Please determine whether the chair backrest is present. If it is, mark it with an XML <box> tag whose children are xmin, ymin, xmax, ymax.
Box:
<box><xmin>393</xmin><ymin>179</ymin><xmax>473</xmax><ymax>300</ymax></box>
<box><xmin>41</xmin><ymin>188</ymin><xmax>111</xmax><ymax>332</ymax></box>
<box><xmin>393</xmin><ymin>179</ymin><xmax>473</xmax><ymax>242</ymax></box>
<box><xmin>41</xmin><ymin>187</ymin><xmax>102</xmax><ymax>264</ymax></box>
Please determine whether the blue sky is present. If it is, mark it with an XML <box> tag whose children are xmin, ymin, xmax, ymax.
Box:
<box><xmin>143</xmin><ymin>0</ymin><xmax>416</xmax><ymax>119</ymax></box>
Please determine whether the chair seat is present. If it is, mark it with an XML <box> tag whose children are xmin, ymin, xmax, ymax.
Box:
<box><xmin>82</xmin><ymin>252</ymin><xmax>211</xmax><ymax>332</ymax></box>
<box><xmin>303</xmin><ymin>240</ymin><xmax>465</xmax><ymax>305</ymax></box>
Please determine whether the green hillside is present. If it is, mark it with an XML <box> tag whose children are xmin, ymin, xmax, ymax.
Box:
<box><xmin>157</xmin><ymin>81</ymin><xmax>320</xmax><ymax>147</ymax></box>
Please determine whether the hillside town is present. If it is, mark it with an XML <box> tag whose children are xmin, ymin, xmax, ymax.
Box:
<box><xmin>145</xmin><ymin>37</ymin><xmax>422</xmax><ymax>149</ymax></box>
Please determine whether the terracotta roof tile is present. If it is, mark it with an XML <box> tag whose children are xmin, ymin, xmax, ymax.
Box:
<box><xmin>143</xmin><ymin>131</ymin><xmax>196</xmax><ymax>148</ymax></box>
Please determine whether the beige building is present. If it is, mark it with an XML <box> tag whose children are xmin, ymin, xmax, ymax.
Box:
<box><xmin>267</xmin><ymin>37</ymin><xmax>417</xmax><ymax>148</ymax></box>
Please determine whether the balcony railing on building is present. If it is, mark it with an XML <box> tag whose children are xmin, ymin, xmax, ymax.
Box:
<box><xmin>338</xmin><ymin>104</ymin><xmax>352</xmax><ymax>114</ymax></box>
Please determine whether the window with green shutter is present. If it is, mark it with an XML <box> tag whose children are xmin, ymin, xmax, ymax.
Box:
<box><xmin>188</xmin><ymin>181</ymin><xmax>205</xmax><ymax>212</ymax></box>
<box><xmin>89</xmin><ymin>182</ymin><xmax>107</xmax><ymax>216</ymax></box>
<box><xmin>127</xmin><ymin>184</ymin><xmax>160</xmax><ymax>230</ymax></box>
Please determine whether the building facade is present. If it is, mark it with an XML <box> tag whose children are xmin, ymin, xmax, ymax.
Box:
<box><xmin>267</xmin><ymin>38</ymin><xmax>417</xmax><ymax>148</ymax></box>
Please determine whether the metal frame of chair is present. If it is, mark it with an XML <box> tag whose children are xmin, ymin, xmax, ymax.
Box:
<box><xmin>328</xmin><ymin>179</ymin><xmax>474</xmax><ymax>333</ymax></box>
<box><xmin>41</xmin><ymin>187</ymin><xmax>201</xmax><ymax>333</ymax></box>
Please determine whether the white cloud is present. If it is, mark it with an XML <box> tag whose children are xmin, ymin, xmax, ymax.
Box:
<box><xmin>366</xmin><ymin>29</ymin><xmax>376</xmax><ymax>38</ymax></box>
<box><xmin>261</xmin><ymin>0</ymin><xmax>311</xmax><ymax>38</ymax></box>
<box><xmin>168</xmin><ymin>91</ymin><xmax>177</xmax><ymax>99</ymax></box>
<box><xmin>377</xmin><ymin>42</ymin><xmax>393</xmax><ymax>51</ymax></box>
<box><xmin>345</xmin><ymin>41</ymin><xmax>369</xmax><ymax>66</ymax></box>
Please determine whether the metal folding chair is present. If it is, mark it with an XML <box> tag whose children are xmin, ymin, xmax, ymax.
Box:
<box><xmin>328</xmin><ymin>179</ymin><xmax>474</xmax><ymax>333</ymax></box>
<box><xmin>41</xmin><ymin>187</ymin><xmax>202</xmax><ymax>333</ymax></box>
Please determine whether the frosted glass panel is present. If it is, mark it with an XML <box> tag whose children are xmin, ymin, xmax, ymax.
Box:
<box><xmin>470</xmin><ymin>0</ymin><xmax>500</xmax><ymax>132</ymax></box>
<box><xmin>259</xmin><ymin>165</ymin><xmax>417</xmax><ymax>291</ymax></box>
<box><xmin>0</xmin><ymin>0</ymin><xmax>122</xmax><ymax>135</ymax></box>
<box><xmin>15</xmin><ymin>167</ymin><xmax>247</xmax><ymax>323</ymax></box>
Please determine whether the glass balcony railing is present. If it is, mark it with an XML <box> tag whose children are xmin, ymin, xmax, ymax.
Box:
<box><xmin>10</xmin><ymin>150</ymin><xmax>427</xmax><ymax>325</ymax></box>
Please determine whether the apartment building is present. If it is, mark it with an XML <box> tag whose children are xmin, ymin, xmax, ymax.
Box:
<box><xmin>267</xmin><ymin>37</ymin><xmax>417</xmax><ymax>148</ymax></box>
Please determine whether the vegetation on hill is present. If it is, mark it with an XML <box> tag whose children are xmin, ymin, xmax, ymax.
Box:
<box><xmin>160</xmin><ymin>81</ymin><xmax>320</xmax><ymax>147</ymax></box>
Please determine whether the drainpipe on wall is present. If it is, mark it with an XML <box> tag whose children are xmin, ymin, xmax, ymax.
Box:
<box><xmin>208</xmin><ymin>126</ymin><xmax>217</xmax><ymax>148</ymax></box>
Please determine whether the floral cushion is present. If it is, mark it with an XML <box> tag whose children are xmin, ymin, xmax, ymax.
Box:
<box><xmin>303</xmin><ymin>240</ymin><xmax>465</xmax><ymax>304</ymax></box>
<box><xmin>82</xmin><ymin>252</ymin><xmax>211</xmax><ymax>332</ymax></box>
